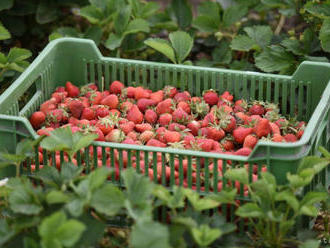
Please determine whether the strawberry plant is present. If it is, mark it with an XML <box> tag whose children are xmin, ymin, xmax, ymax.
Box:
<box><xmin>224</xmin><ymin>146</ymin><xmax>330</xmax><ymax>248</ymax></box>
<box><xmin>0</xmin><ymin>22</ymin><xmax>31</xmax><ymax>85</ymax></box>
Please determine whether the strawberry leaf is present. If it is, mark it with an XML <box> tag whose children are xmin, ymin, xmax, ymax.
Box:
<box><xmin>144</xmin><ymin>38</ymin><xmax>176</xmax><ymax>64</ymax></box>
<box><xmin>254</xmin><ymin>45</ymin><xmax>295</xmax><ymax>73</ymax></box>
<box><xmin>320</xmin><ymin>19</ymin><xmax>330</xmax><ymax>53</ymax></box>
<box><xmin>169</xmin><ymin>31</ymin><xmax>193</xmax><ymax>64</ymax></box>
<box><xmin>230</xmin><ymin>35</ymin><xmax>256</xmax><ymax>51</ymax></box>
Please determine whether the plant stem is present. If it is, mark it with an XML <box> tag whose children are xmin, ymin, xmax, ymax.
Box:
<box><xmin>0</xmin><ymin>68</ymin><xmax>7</xmax><ymax>79</ymax></box>
<box><xmin>16</xmin><ymin>163</ymin><xmax>20</xmax><ymax>177</ymax></box>
<box><xmin>275</xmin><ymin>15</ymin><xmax>285</xmax><ymax>35</ymax></box>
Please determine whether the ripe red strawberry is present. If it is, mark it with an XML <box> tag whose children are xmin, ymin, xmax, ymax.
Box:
<box><xmin>218</xmin><ymin>113</ymin><xmax>236</xmax><ymax>132</ymax></box>
<box><xmin>296</xmin><ymin>121</ymin><xmax>306</xmax><ymax>129</ymax></box>
<box><xmin>191</xmin><ymin>96</ymin><xmax>201</xmax><ymax>103</ymax></box>
<box><xmin>233</xmin><ymin>126</ymin><xmax>253</xmax><ymax>144</ymax></box>
<box><xmin>216</xmin><ymin>104</ymin><xmax>233</xmax><ymax>114</ymax></box>
<box><xmin>40</xmin><ymin>99</ymin><xmax>57</xmax><ymax>114</ymax></box>
<box><xmin>135</xmin><ymin>123</ymin><xmax>153</xmax><ymax>133</ymax></box>
<box><xmin>168</xmin><ymin>123</ymin><xmax>186</xmax><ymax>131</ymax></box>
<box><xmin>203</xmin><ymin>90</ymin><xmax>219</xmax><ymax>106</ymax></box>
<box><xmin>174</xmin><ymin>91</ymin><xmax>191</xmax><ymax>102</ymax></box>
<box><xmin>37</xmin><ymin>127</ymin><xmax>54</xmax><ymax>136</ymax></box>
<box><xmin>212</xmin><ymin>141</ymin><xmax>222</xmax><ymax>151</ymax></box>
<box><xmin>81</xmin><ymin>125</ymin><xmax>104</xmax><ymax>141</ymax></box>
<box><xmin>196</xmin><ymin>138</ymin><xmax>214</xmax><ymax>152</ymax></box>
<box><xmin>272</xmin><ymin>133</ymin><xmax>284</xmax><ymax>142</ymax></box>
<box><xmin>155</xmin><ymin>127</ymin><xmax>167</xmax><ymax>143</ymax></box>
<box><xmin>206</xmin><ymin>127</ymin><xmax>225</xmax><ymax>141</ymax></box>
<box><xmin>95</xmin><ymin>106</ymin><xmax>110</xmax><ymax>118</ymax></box>
<box><xmin>88</xmin><ymin>91</ymin><xmax>102</xmax><ymax>105</ymax></box>
<box><xmin>144</xmin><ymin>109</ymin><xmax>158</xmax><ymax>124</ymax></box>
<box><xmin>80</xmin><ymin>84</ymin><xmax>96</xmax><ymax>96</ymax></box>
<box><xmin>156</xmin><ymin>99</ymin><xmax>173</xmax><ymax>115</ymax></box>
<box><xmin>77</xmin><ymin>119</ymin><xmax>90</xmax><ymax>128</ymax></box>
<box><xmin>296</xmin><ymin>129</ymin><xmax>304</xmax><ymax>139</ymax></box>
<box><xmin>150</xmin><ymin>90</ymin><xmax>164</xmax><ymax>103</ymax></box>
<box><xmin>127</xmin><ymin>105</ymin><xmax>144</xmax><ymax>124</ymax></box>
<box><xmin>94</xmin><ymin>127</ymin><xmax>105</xmax><ymax>141</ymax></box>
<box><xmin>101</xmin><ymin>90</ymin><xmax>110</xmax><ymax>98</ymax></box>
<box><xmin>65</xmin><ymin>81</ymin><xmax>80</xmax><ymax>97</ymax></box>
<box><xmin>122</xmin><ymin>138</ymin><xmax>136</xmax><ymax>145</ymax></box>
<box><xmin>254</xmin><ymin>118</ymin><xmax>271</xmax><ymax>138</ymax></box>
<box><xmin>30</xmin><ymin>111</ymin><xmax>46</xmax><ymax>129</ymax></box>
<box><xmin>220</xmin><ymin>137</ymin><xmax>234</xmax><ymax>151</ymax></box>
<box><xmin>119</xmin><ymin>121</ymin><xmax>135</xmax><ymax>135</ymax></box>
<box><xmin>127</xmin><ymin>131</ymin><xmax>138</xmax><ymax>141</ymax></box>
<box><xmin>137</xmin><ymin>98</ymin><xmax>156</xmax><ymax>112</ymax></box>
<box><xmin>122</xmin><ymin>86</ymin><xmax>136</xmax><ymax>98</ymax></box>
<box><xmin>79</xmin><ymin>96</ymin><xmax>90</xmax><ymax>108</ymax></box>
<box><xmin>233</xmin><ymin>99</ymin><xmax>248</xmax><ymax>113</ymax></box>
<box><xmin>275</xmin><ymin>118</ymin><xmax>288</xmax><ymax>129</ymax></box>
<box><xmin>248</xmin><ymin>115</ymin><xmax>262</xmax><ymax>125</ymax></box>
<box><xmin>96</xmin><ymin>116</ymin><xmax>118</xmax><ymax>135</ymax></box>
<box><xmin>158</xmin><ymin>113</ymin><xmax>172</xmax><ymax>126</ymax></box>
<box><xmin>172</xmin><ymin>108</ymin><xmax>190</xmax><ymax>124</ymax></box>
<box><xmin>163</xmin><ymin>85</ymin><xmax>177</xmax><ymax>98</ymax></box>
<box><xmin>135</xmin><ymin>87</ymin><xmax>150</xmax><ymax>100</ymax></box>
<box><xmin>270</xmin><ymin>122</ymin><xmax>280</xmax><ymax>135</ymax></box>
<box><xmin>220</xmin><ymin>91</ymin><xmax>234</xmax><ymax>102</ymax></box>
<box><xmin>177</xmin><ymin>101</ymin><xmax>191</xmax><ymax>114</ymax></box>
<box><xmin>46</xmin><ymin>109</ymin><xmax>64</xmax><ymax>124</ymax></box>
<box><xmin>249</xmin><ymin>102</ymin><xmax>265</xmax><ymax>115</ymax></box>
<box><xmin>82</xmin><ymin>83</ymin><xmax>98</xmax><ymax>93</ymax></box>
<box><xmin>164</xmin><ymin>131</ymin><xmax>181</xmax><ymax>143</ymax></box>
<box><xmin>90</xmin><ymin>120</ymin><xmax>97</xmax><ymax>126</ymax></box>
<box><xmin>187</xmin><ymin>120</ymin><xmax>201</xmax><ymax>136</ymax></box>
<box><xmin>105</xmin><ymin>129</ymin><xmax>125</xmax><ymax>143</ymax></box>
<box><xmin>68</xmin><ymin>117</ymin><xmax>79</xmax><ymax>126</ymax></box>
<box><xmin>139</xmin><ymin>130</ymin><xmax>154</xmax><ymax>143</ymax></box>
<box><xmin>146</xmin><ymin>138</ymin><xmax>167</xmax><ymax>147</ymax></box>
<box><xmin>201</xmin><ymin>112</ymin><xmax>216</xmax><ymax>127</ymax></box>
<box><xmin>81</xmin><ymin>107</ymin><xmax>95</xmax><ymax>120</ymax></box>
<box><xmin>120</xmin><ymin>101</ymin><xmax>134</xmax><ymax>112</ymax></box>
<box><xmin>284</xmin><ymin>133</ymin><xmax>297</xmax><ymax>142</ymax></box>
<box><xmin>243</xmin><ymin>135</ymin><xmax>258</xmax><ymax>149</ymax></box>
<box><xmin>110</xmin><ymin>80</ymin><xmax>124</xmax><ymax>94</ymax></box>
<box><xmin>68</xmin><ymin>100</ymin><xmax>85</xmax><ymax>119</ymax></box>
<box><xmin>235</xmin><ymin>112</ymin><xmax>249</xmax><ymax>125</ymax></box>
<box><xmin>200</xmin><ymin>127</ymin><xmax>208</xmax><ymax>137</ymax></box>
<box><xmin>234</xmin><ymin>147</ymin><xmax>252</xmax><ymax>156</ymax></box>
<box><xmin>51</xmin><ymin>92</ymin><xmax>68</xmax><ymax>103</ymax></box>
<box><xmin>55</xmin><ymin>86</ymin><xmax>66</xmax><ymax>93</ymax></box>
<box><xmin>100</xmin><ymin>94</ymin><xmax>119</xmax><ymax>109</ymax></box>
<box><xmin>183</xmin><ymin>134</ymin><xmax>195</xmax><ymax>149</ymax></box>
<box><xmin>110</xmin><ymin>109</ymin><xmax>120</xmax><ymax>117</ymax></box>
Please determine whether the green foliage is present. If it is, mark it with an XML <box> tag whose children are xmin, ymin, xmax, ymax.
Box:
<box><xmin>40</xmin><ymin>127</ymin><xmax>97</xmax><ymax>159</ymax></box>
<box><xmin>0</xmin><ymin>127</ymin><xmax>328</xmax><ymax>247</ymax></box>
<box><xmin>145</xmin><ymin>31</ymin><xmax>193</xmax><ymax>64</ymax></box>
<box><xmin>0</xmin><ymin>137</ymin><xmax>43</xmax><ymax>177</ymax></box>
<box><xmin>225</xmin><ymin>147</ymin><xmax>330</xmax><ymax>248</ymax></box>
<box><xmin>1</xmin><ymin>0</ymin><xmax>330</xmax><ymax>82</ymax></box>
<box><xmin>0</xmin><ymin>46</ymin><xmax>32</xmax><ymax>83</ymax></box>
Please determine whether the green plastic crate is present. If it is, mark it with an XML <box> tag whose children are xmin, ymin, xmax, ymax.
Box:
<box><xmin>0</xmin><ymin>37</ymin><xmax>329</xmax><ymax>193</ymax></box>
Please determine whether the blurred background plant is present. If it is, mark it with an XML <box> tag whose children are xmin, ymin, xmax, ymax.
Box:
<box><xmin>0</xmin><ymin>0</ymin><xmax>330</xmax><ymax>90</ymax></box>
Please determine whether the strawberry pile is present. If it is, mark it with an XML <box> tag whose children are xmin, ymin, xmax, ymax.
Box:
<box><xmin>27</xmin><ymin>80</ymin><xmax>306</xmax><ymax>192</ymax></box>
<box><xmin>30</xmin><ymin>81</ymin><xmax>305</xmax><ymax>157</ymax></box>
